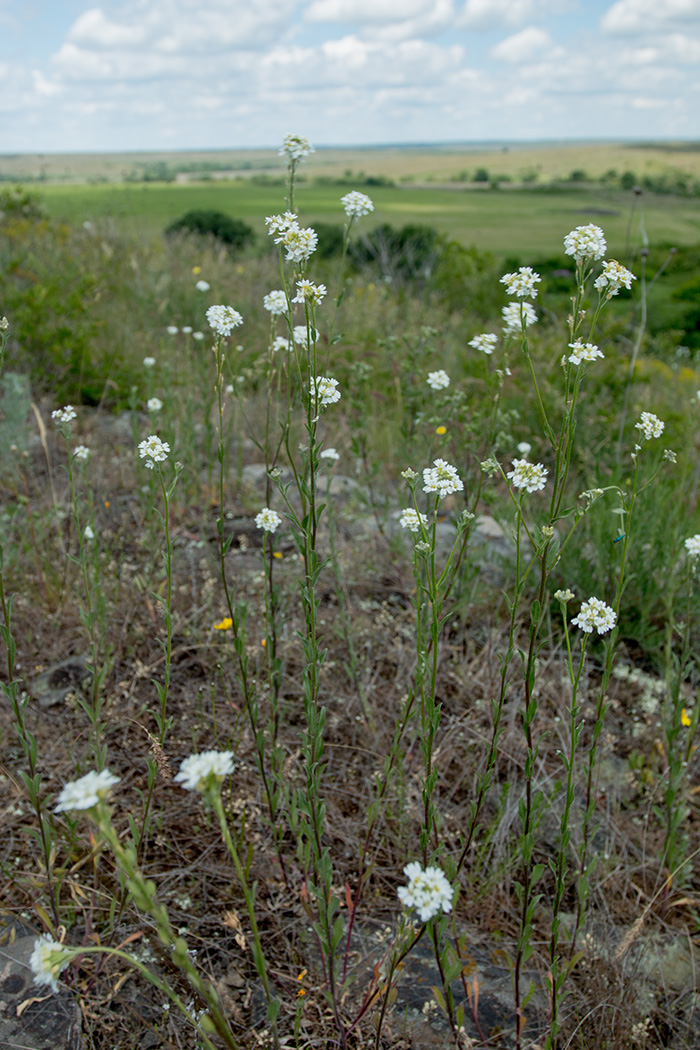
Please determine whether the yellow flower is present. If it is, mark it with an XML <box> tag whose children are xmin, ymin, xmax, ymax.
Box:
<box><xmin>273</xmin><ymin>551</ymin><xmax>283</xmax><ymax>559</ymax></box>
<box><xmin>214</xmin><ymin>617</ymin><xmax>233</xmax><ymax>631</ymax></box>
<box><xmin>192</xmin><ymin>265</ymin><xmax>202</xmax><ymax>275</ymax></box>
<box><xmin>435</xmin><ymin>425</ymin><xmax>447</xmax><ymax>435</ymax></box>
<box><xmin>681</xmin><ymin>708</ymin><xmax>692</xmax><ymax>727</ymax></box>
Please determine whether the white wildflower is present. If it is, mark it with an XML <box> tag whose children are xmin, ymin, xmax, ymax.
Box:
<box><xmin>469</xmin><ymin>333</ymin><xmax>498</xmax><ymax>355</ymax></box>
<box><xmin>564</xmin><ymin>224</ymin><xmax>607</xmax><ymax>263</ymax></box>
<box><xmin>426</xmin><ymin>370</ymin><xmax>450</xmax><ymax>391</ymax></box>
<box><xmin>507</xmin><ymin>458</ymin><xmax>548</xmax><ymax>493</ymax></box>
<box><xmin>143</xmin><ymin>356</ymin><xmax>156</xmax><ymax>368</ymax></box>
<box><xmin>73</xmin><ymin>445</ymin><xmax>90</xmax><ymax>461</ymax></box>
<box><xmin>83</xmin><ymin>524</ymin><xmax>94</xmax><ymax>541</ymax></box>
<box><xmin>175</xmin><ymin>750</ymin><xmax>234</xmax><ymax>792</ymax></box>
<box><xmin>397</xmin><ymin>862</ymin><xmax>453</xmax><ymax>923</ymax></box>
<box><xmin>502</xmin><ymin>301</ymin><xmax>537</xmax><ymax>333</ymax></box>
<box><xmin>293</xmin><ymin>280</ymin><xmax>327</xmax><ymax>305</ymax></box>
<box><xmin>500</xmin><ymin>266</ymin><xmax>541</xmax><ymax>299</ymax></box>
<box><xmin>265</xmin><ymin>212</ymin><xmax>298</xmax><ymax>240</ymax></box>
<box><xmin>195</xmin><ymin>280</ymin><xmax>210</xmax><ymax>292</ymax></box>
<box><xmin>192</xmin><ymin>332</ymin><xmax>204</xmax><ymax>342</ymax></box>
<box><xmin>55</xmin><ymin>769</ymin><xmax>120</xmax><ymax>812</ymax></box>
<box><xmin>282</xmin><ymin>224</ymin><xmax>318</xmax><ymax>264</ymax></box>
<box><xmin>206</xmin><ymin>305</ymin><xmax>243</xmax><ymax>337</ymax></box>
<box><xmin>341</xmin><ymin>191</ymin><xmax>374</xmax><ymax>218</ymax></box>
<box><xmin>292</xmin><ymin>325</ymin><xmax>319</xmax><ymax>347</ymax></box>
<box><xmin>52</xmin><ymin>406</ymin><xmax>77</xmax><ymax>425</ymax></box>
<box><xmin>422</xmin><ymin>459</ymin><xmax>464</xmax><ymax>498</ymax></box>
<box><xmin>684</xmin><ymin>535</ymin><xmax>700</xmax><ymax>559</ymax></box>
<box><xmin>554</xmin><ymin>588</ymin><xmax>575</xmax><ymax>603</ymax></box>
<box><xmin>400</xmin><ymin>508</ymin><xmax>429</xmax><ymax>533</ymax></box>
<box><xmin>517</xmin><ymin>441</ymin><xmax>532</xmax><ymax>457</ymax></box>
<box><xmin>255</xmin><ymin>507</ymin><xmax>282</xmax><ymax>533</ymax></box>
<box><xmin>166</xmin><ymin>325</ymin><xmax>179</xmax><ymax>335</ymax></box>
<box><xmin>320</xmin><ymin>447</ymin><xmax>340</xmax><ymax>461</ymax></box>
<box><xmin>571</xmin><ymin>596</ymin><xmax>617</xmax><ymax>635</ymax></box>
<box><xmin>30</xmin><ymin>936</ymin><xmax>71</xmax><ymax>993</ymax></box>
<box><xmin>568</xmin><ymin>341</ymin><xmax>604</xmax><ymax>366</ymax></box>
<box><xmin>271</xmin><ymin>336</ymin><xmax>290</xmax><ymax>352</ymax></box>
<box><xmin>147</xmin><ymin>397</ymin><xmax>163</xmax><ymax>412</ymax></box>
<box><xmin>310</xmin><ymin>376</ymin><xmax>341</xmax><ymax>407</ymax></box>
<box><xmin>138</xmin><ymin>434</ymin><xmax>170</xmax><ymax>469</ymax></box>
<box><xmin>635</xmin><ymin>412</ymin><xmax>665</xmax><ymax>440</ymax></box>
<box><xmin>594</xmin><ymin>260</ymin><xmax>636</xmax><ymax>298</ymax></box>
<box><xmin>182</xmin><ymin>326</ymin><xmax>193</xmax><ymax>334</ymax></box>
<box><xmin>263</xmin><ymin>290</ymin><xmax>288</xmax><ymax>315</ymax></box>
<box><xmin>279</xmin><ymin>134</ymin><xmax>314</xmax><ymax>161</ymax></box>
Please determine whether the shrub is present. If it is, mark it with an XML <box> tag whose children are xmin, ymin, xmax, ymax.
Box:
<box><xmin>350</xmin><ymin>222</ymin><xmax>440</xmax><ymax>282</ymax></box>
<box><xmin>165</xmin><ymin>209</ymin><xmax>255</xmax><ymax>252</ymax></box>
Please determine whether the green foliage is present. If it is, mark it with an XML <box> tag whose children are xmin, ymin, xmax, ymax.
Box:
<box><xmin>311</xmin><ymin>222</ymin><xmax>345</xmax><ymax>258</ymax></box>
<box><xmin>350</xmin><ymin>222</ymin><xmax>440</xmax><ymax>282</ymax></box>
<box><xmin>431</xmin><ymin>240</ymin><xmax>502</xmax><ymax>317</ymax></box>
<box><xmin>0</xmin><ymin>186</ymin><xmax>46</xmax><ymax>221</ymax></box>
<box><xmin>165</xmin><ymin>209</ymin><xmax>256</xmax><ymax>252</ymax></box>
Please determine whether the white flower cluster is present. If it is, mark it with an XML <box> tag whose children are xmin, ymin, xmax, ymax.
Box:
<box><xmin>594</xmin><ymin>260</ymin><xmax>636</xmax><ymax>298</ymax></box>
<box><xmin>635</xmin><ymin>412</ymin><xmax>665</xmax><ymax>440</ymax></box>
<box><xmin>195</xmin><ymin>280</ymin><xmax>210</xmax><ymax>292</ymax></box>
<box><xmin>397</xmin><ymin>862</ymin><xmax>453</xmax><ymax>923</ymax></box>
<box><xmin>500</xmin><ymin>266</ymin><xmax>541</xmax><ymax>299</ymax></box>
<box><xmin>422</xmin><ymin>459</ymin><xmax>464</xmax><ymax>498</ymax></box>
<box><xmin>143</xmin><ymin>356</ymin><xmax>156</xmax><ymax>368</ymax></box>
<box><xmin>279</xmin><ymin>134</ymin><xmax>314</xmax><ymax>161</ymax></box>
<box><xmin>571</xmin><ymin>596</ymin><xmax>617</xmax><ymax>635</ymax></box>
<box><xmin>426</xmin><ymin>369</ymin><xmax>450</xmax><ymax>390</ymax></box>
<box><xmin>684</xmin><ymin>535</ymin><xmax>700</xmax><ymax>559</ymax></box>
<box><xmin>567</xmin><ymin>341</ymin><xmax>604</xmax><ymax>366</ymax></box>
<box><xmin>293</xmin><ymin>279</ymin><xmax>327</xmax><ymax>305</ymax></box>
<box><xmin>73</xmin><ymin>445</ymin><xmax>90</xmax><ymax>461</ymax></box>
<box><xmin>271</xmin><ymin>336</ymin><xmax>290</xmax><ymax>352</ymax></box>
<box><xmin>30</xmin><ymin>935</ymin><xmax>71</xmax><ymax>993</ymax></box>
<box><xmin>400</xmin><ymin>508</ymin><xmax>429</xmax><ymax>533</ymax></box>
<box><xmin>507</xmin><ymin>458</ymin><xmax>548</xmax><ymax>493</ymax></box>
<box><xmin>293</xmin><ymin>325</ymin><xmax>319</xmax><ymax>347</ymax></box>
<box><xmin>55</xmin><ymin>769</ymin><xmax>120</xmax><ymax>812</ymax></box>
<box><xmin>341</xmin><ymin>191</ymin><xmax>374</xmax><ymax>218</ymax></box>
<box><xmin>255</xmin><ymin>507</ymin><xmax>282</xmax><ymax>533</ymax></box>
<box><xmin>52</xmin><ymin>406</ymin><xmax>77</xmax><ymax>425</ymax></box>
<box><xmin>167</xmin><ymin>325</ymin><xmax>179</xmax><ymax>335</ymax></box>
<box><xmin>206</xmin><ymin>305</ymin><xmax>243</xmax><ymax>336</ymax></box>
<box><xmin>469</xmin><ymin>333</ymin><xmax>498</xmax><ymax>355</ymax></box>
<box><xmin>554</xmin><ymin>588</ymin><xmax>575</xmax><ymax>603</ymax></box>
<box><xmin>147</xmin><ymin>397</ymin><xmax>163</xmax><ymax>412</ymax></box>
<box><xmin>265</xmin><ymin>213</ymin><xmax>318</xmax><ymax>263</ymax></box>
<box><xmin>175</xmin><ymin>750</ymin><xmax>234</xmax><ymax>792</ymax></box>
<box><xmin>502</xmin><ymin>302</ymin><xmax>537</xmax><ymax>333</ymax></box>
<box><xmin>310</xmin><ymin>376</ymin><xmax>341</xmax><ymax>407</ymax></box>
<box><xmin>320</xmin><ymin>447</ymin><xmax>340</xmax><ymax>461</ymax></box>
<box><xmin>0</xmin><ymin>316</ymin><xmax>8</xmax><ymax>330</ymax></box>
<box><xmin>564</xmin><ymin>224</ymin><xmax>607</xmax><ymax>263</ymax></box>
<box><xmin>138</xmin><ymin>434</ymin><xmax>170</xmax><ymax>468</ymax></box>
<box><xmin>263</xmin><ymin>290</ymin><xmax>288</xmax><ymax>315</ymax></box>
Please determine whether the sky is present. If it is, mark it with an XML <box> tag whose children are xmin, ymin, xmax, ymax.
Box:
<box><xmin>1</xmin><ymin>0</ymin><xmax>699</xmax><ymax>153</ymax></box>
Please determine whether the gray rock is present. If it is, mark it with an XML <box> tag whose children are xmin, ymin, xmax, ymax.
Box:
<box><xmin>28</xmin><ymin>655</ymin><xmax>92</xmax><ymax>708</ymax></box>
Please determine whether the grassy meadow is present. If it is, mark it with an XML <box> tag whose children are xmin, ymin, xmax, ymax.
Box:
<box><xmin>1</xmin><ymin>140</ymin><xmax>700</xmax><ymax>1050</ymax></box>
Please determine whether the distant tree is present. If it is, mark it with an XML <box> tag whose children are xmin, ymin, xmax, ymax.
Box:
<box><xmin>473</xmin><ymin>167</ymin><xmax>490</xmax><ymax>183</ymax></box>
<box><xmin>165</xmin><ymin>210</ymin><xmax>255</xmax><ymax>252</ymax></box>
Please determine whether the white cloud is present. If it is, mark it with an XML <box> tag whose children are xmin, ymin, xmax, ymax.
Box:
<box><xmin>491</xmin><ymin>26</ymin><xmax>554</xmax><ymax>63</ymax></box>
<box><xmin>602</xmin><ymin>0</ymin><xmax>700</xmax><ymax>32</ymax></box>
<box><xmin>458</xmin><ymin>0</ymin><xmax>569</xmax><ymax>30</ymax></box>
<box><xmin>305</xmin><ymin>0</ymin><xmax>431</xmax><ymax>21</ymax></box>
<box><xmin>69</xmin><ymin>8</ymin><xmax>148</xmax><ymax>48</ymax></box>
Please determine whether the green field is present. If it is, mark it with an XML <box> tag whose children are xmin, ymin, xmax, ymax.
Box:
<box><xmin>37</xmin><ymin>180</ymin><xmax>700</xmax><ymax>259</ymax></box>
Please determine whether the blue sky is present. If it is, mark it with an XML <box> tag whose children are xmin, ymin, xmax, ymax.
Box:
<box><xmin>1</xmin><ymin>0</ymin><xmax>698</xmax><ymax>153</ymax></box>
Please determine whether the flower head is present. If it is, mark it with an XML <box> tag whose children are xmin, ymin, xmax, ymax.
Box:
<box><xmin>147</xmin><ymin>397</ymin><xmax>163</xmax><ymax>412</ymax></box>
<box><xmin>192</xmin><ymin>332</ymin><xmax>204</xmax><ymax>342</ymax></box>
<box><xmin>564</xmin><ymin>224</ymin><xmax>607</xmax><ymax>263</ymax></box>
<box><xmin>83</xmin><ymin>524</ymin><xmax>94</xmax><ymax>541</ymax></box>
<box><xmin>138</xmin><ymin>434</ymin><xmax>170</xmax><ymax>469</ymax></box>
<box><xmin>143</xmin><ymin>356</ymin><xmax>156</xmax><ymax>368</ymax></box>
<box><xmin>0</xmin><ymin>317</ymin><xmax>8</xmax><ymax>331</ymax></box>
<box><xmin>263</xmin><ymin>290</ymin><xmax>288</xmax><ymax>315</ymax></box>
<box><xmin>214</xmin><ymin>617</ymin><xmax>233</xmax><ymax>630</ymax></box>
<box><xmin>293</xmin><ymin>280</ymin><xmax>327</xmax><ymax>306</ymax></box>
<box><xmin>571</xmin><ymin>596</ymin><xmax>617</xmax><ymax>635</ymax></box>
<box><xmin>265</xmin><ymin>212</ymin><xmax>298</xmax><ymax>239</ymax></box>
<box><xmin>422</xmin><ymin>459</ymin><xmax>464</xmax><ymax>498</ymax></box>
<box><xmin>279</xmin><ymin>134</ymin><xmax>314</xmax><ymax>161</ymax></box>
<box><xmin>502</xmin><ymin>302</ymin><xmax>537</xmax><ymax>333</ymax></box>
<box><xmin>426</xmin><ymin>370</ymin><xmax>450</xmax><ymax>391</ymax></box>
<box><xmin>507</xmin><ymin>458</ymin><xmax>548</xmax><ymax>493</ymax></box>
<box><xmin>400</xmin><ymin>508</ymin><xmax>429</xmax><ymax>534</ymax></box>
<box><xmin>182</xmin><ymin>326</ymin><xmax>193</xmax><ymax>334</ymax></box>
<box><xmin>166</xmin><ymin>325</ymin><xmax>179</xmax><ymax>335</ymax></box>
<box><xmin>73</xmin><ymin>445</ymin><xmax>90</xmax><ymax>461</ymax></box>
<box><xmin>293</xmin><ymin>325</ymin><xmax>318</xmax><ymax>348</ymax></box>
<box><xmin>55</xmin><ymin>769</ymin><xmax>120</xmax><ymax>812</ymax></box>
<box><xmin>310</xmin><ymin>376</ymin><xmax>341</xmax><ymax>407</ymax></box>
<box><xmin>517</xmin><ymin>441</ymin><xmax>532</xmax><ymax>456</ymax></box>
<box><xmin>635</xmin><ymin>412</ymin><xmax>664</xmax><ymax>440</ymax></box>
<box><xmin>594</xmin><ymin>259</ymin><xmax>636</xmax><ymax>298</ymax></box>
<box><xmin>469</xmin><ymin>333</ymin><xmax>498</xmax><ymax>355</ymax></box>
<box><xmin>397</xmin><ymin>862</ymin><xmax>453</xmax><ymax>923</ymax></box>
<box><xmin>255</xmin><ymin>507</ymin><xmax>282</xmax><ymax>533</ymax></box>
<box><xmin>175</xmin><ymin>750</ymin><xmax>234</xmax><ymax>792</ymax></box>
<box><xmin>206</xmin><ymin>305</ymin><xmax>243</xmax><ymax>336</ymax></box>
<box><xmin>567</xmin><ymin>341</ymin><xmax>604</xmax><ymax>366</ymax></box>
<box><xmin>195</xmin><ymin>280</ymin><xmax>210</xmax><ymax>292</ymax></box>
<box><xmin>554</xmin><ymin>588</ymin><xmax>575</xmax><ymax>603</ymax></box>
<box><xmin>281</xmin><ymin>224</ymin><xmax>318</xmax><ymax>264</ymax></box>
<box><xmin>685</xmin><ymin>535</ymin><xmax>700</xmax><ymax>559</ymax></box>
<box><xmin>320</xmin><ymin>447</ymin><xmax>340</xmax><ymax>461</ymax></box>
<box><xmin>30</xmin><ymin>936</ymin><xmax>72</xmax><ymax>993</ymax></box>
<box><xmin>271</xmin><ymin>335</ymin><xmax>290</xmax><ymax>353</ymax></box>
<box><xmin>500</xmin><ymin>266</ymin><xmax>541</xmax><ymax>299</ymax></box>
<box><xmin>52</xmin><ymin>406</ymin><xmax>77</xmax><ymax>425</ymax></box>
<box><xmin>341</xmin><ymin>191</ymin><xmax>374</xmax><ymax>218</ymax></box>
